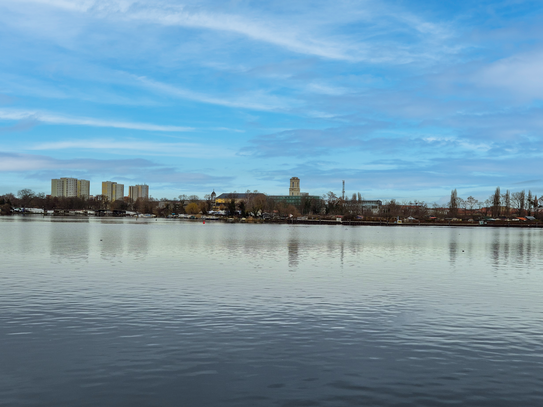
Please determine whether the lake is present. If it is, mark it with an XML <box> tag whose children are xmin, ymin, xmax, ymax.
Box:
<box><xmin>1</xmin><ymin>217</ymin><xmax>543</xmax><ymax>406</ymax></box>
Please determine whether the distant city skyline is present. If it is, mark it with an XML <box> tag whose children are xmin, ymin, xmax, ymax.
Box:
<box><xmin>1</xmin><ymin>1</ymin><xmax>542</xmax><ymax>203</ymax></box>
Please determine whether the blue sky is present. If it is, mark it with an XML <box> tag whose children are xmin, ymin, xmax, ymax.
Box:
<box><xmin>1</xmin><ymin>0</ymin><xmax>542</xmax><ymax>203</ymax></box>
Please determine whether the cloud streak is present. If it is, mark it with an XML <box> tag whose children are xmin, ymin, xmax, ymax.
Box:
<box><xmin>132</xmin><ymin>75</ymin><xmax>296</xmax><ymax>111</ymax></box>
<box><xmin>0</xmin><ymin>151</ymin><xmax>235</xmax><ymax>191</ymax></box>
<box><xmin>0</xmin><ymin>109</ymin><xmax>193</xmax><ymax>132</ymax></box>
<box><xmin>0</xmin><ymin>151</ymin><xmax>156</xmax><ymax>172</ymax></box>
<box><xmin>30</xmin><ymin>139</ymin><xmax>235</xmax><ymax>158</ymax></box>
<box><xmin>0</xmin><ymin>117</ymin><xmax>39</xmax><ymax>133</ymax></box>
<box><xmin>13</xmin><ymin>0</ymin><xmax>359</xmax><ymax>60</ymax></box>
<box><xmin>10</xmin><ymin>0</ymin><xmax>458</xmax><ymax>63</ymax></box>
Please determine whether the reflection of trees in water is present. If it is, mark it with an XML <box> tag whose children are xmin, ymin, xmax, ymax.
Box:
<box><xmin>449</xmin><ymin>228</ymin><xmax>459</xmax><ymax>265</ymax></box>
<box><xmin>491</xmin><ymin>231</ymin><xmax>501</xmax><ymax>269</ymax></box>
<box><xmin>127</xmin><ymin>226</ymin><xmax>149</xmax><ymax>261</ymax></box>
<box><xmin>512</xmin><ymin>230</ymin><xmax>535</xmax><ymax>269</ymax></box>
<box><xmin>490</xmin><ymin>229</ymin><xmax>540</xmax><ymax>271</ymax></box>
<box><xmin>49</xmin><ymin>221</ymin><xmax>90</xmax><ymax>264</ymax></box>
<box><xmin>338</xmin><ymin>238</ymin><xmax>345</xmax><ymax>268</ymax></box>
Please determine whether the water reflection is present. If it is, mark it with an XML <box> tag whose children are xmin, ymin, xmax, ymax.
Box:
<box><xmin>489</xmin><ymin>228</ymin><xmax>540</xmax><ymax>271</ymax></box>
<box><xmin>4</xmin><ymin>218</ymin><xmax>543</xmax><ymax>274</ymax></box>
<box><xmin>99</xmin><ymin>224</ymin><xmax>124</xmax><ymax>262</ymax></box>
<box><xmin>449</xmin><ymin>228</ymin><xmax>459</xmax><ymax>265</ymax></box>
<box><xmin>2</xmin><ymin>218</ymin><xmax>543</xmax><ymax>406</ymax></box>
<box><xmin>127</xmin><ymin>226</ymin><xmax>149</xmax><ymax>260</ymax></box>
<box><xmin>49</xmin><ymin>221</ymin><xmax>89</xmax><ymax>264</ymax></box>
<box><xmin>288</xmin><ymin>227</ymin><xmax>300</xmax><ymax>268</ymax></box>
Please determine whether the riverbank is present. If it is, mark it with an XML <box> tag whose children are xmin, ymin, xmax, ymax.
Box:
<box><xmin>280</xmin><ymin>219</ymin><xmax>543</xmax><ymax>228</ymax></box>
<box><xmin>5</xmin><ymin>214</ymin><xmax>543</xmax><ymax>228</ymax></box>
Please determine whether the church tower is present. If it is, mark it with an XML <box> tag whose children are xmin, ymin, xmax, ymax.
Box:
<box><xmin>289</xmin><ymin>177</ymin><xmax>301</xmax><ymax>196</ymax></box>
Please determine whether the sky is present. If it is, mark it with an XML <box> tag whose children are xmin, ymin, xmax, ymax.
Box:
<box><xmin>1</xmin><ymin>0</ymin><xmax>542</xmax><ymax>203</ymax></box>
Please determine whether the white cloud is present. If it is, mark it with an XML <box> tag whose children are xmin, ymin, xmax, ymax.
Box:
<box><xmin>474</xmin><ymin>50</ymin><xmax>543</xmax><ymax>100</ymax></box>
<box><xmin>0</xmin><ymin>109</ymin><xmax>193</xmax><ymax>132</ymax></box>
<box><xmin>132</xmin><ymin>75</ymin><xmax>296</xmax><ymax>111</ymax></box>
<box><xmin>10</xmin><ymin>0</ymin><xmax>358</xmax><ymax>60</ymax></box>
<box><xmin>29</xmin><ymin>138</ymin><xmax>235</xmax><ymax>158</ymax></box>
<box><xmin>0</xmin><ymin>153</ymin><xmax>59</xmax><ymax>171</ymax></box>
<box><xmin>10</xmin><ymin>0</ymin><xmax>451</xmax><ymax>64</ymax></box>
<box><xmin>306</xmin><ymin>83</ymin><xmax>350</xmax><ymax>96</ymax></box>
<box><xmin>0</xmin><ymin>151</ymin><xmax>153</xmax><ymax>172</ymax></box>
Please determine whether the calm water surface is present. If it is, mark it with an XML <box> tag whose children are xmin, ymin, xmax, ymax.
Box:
<box><xmin>1</xmin><ymin>217</ymin><xmax>543</xmax><ymax>406</ymax></box>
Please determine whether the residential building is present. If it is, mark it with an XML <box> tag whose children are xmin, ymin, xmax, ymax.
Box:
<box><xmin>102</xmin><ymin>181</ymin><xmax>124</xmax><ymax>201</ymax></box>
<box><xmin>77</xmin><ymin>179</ymin><xmax>90</xmax><ymax>199</ymax></box>
<box><xmin>51</xmin><ymin>177</ymin><xmax>89</xmax><ymax>198</ymax></box>
<box><xmin>128</xmin><ymin>184</ymin><xmax>149</xmax><ymax>201</ymax></box>
<box><xmin>62</xmin><ymin>177</ymin><xmax>77</xmax><ymax>197</ymax></box>
<box><xmin>51</xmin><ymin>179</ymin><xmax>63</xmax><ymax>197</ymax></box>
<box><xmin>115</xmin><ymin>183</ymin><xmax>124</xmax><ymax>201</ymax></box>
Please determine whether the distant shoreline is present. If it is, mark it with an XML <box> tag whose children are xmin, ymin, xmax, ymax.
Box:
<box><xmin>3</xmin><ymin>214</ymin><xmax>543</xmax><ymax>228</ymax></box>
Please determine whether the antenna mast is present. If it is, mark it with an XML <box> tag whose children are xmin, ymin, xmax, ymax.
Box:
<box><xmin>342</xmin><ymin>180</ymin><xmax>345</xmax><ymax>200</ymax></box>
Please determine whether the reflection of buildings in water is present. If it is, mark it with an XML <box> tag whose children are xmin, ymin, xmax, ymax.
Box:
<box><xmin>49</xmin><ymin>221</ymin><xmax>90</xmax><ymax>264</ymax></box>
<box><xmin>287</xmin><ymin>227</ymin><xmax>300</xmax><ymax>268</ymax></box>
<box><xmin>99</xmin><ymin>224</ymin><xmax>125</xmax><ymax>261</ymax></box>
<box><xmin>288</xmin><ymin>238</ymin><xmax>299</xmax><ymax>268</ymax></box>
<box><xmin>126</xmin><ymin>225</ymin><xmax>150</xmax><ymax>260</ymax></box>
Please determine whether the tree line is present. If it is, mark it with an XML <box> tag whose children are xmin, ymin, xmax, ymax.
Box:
<box><xmin>1</xmin><ymin>187</ymin><xmax>541</xmax><ymax>219</ymax></box>
<box><xmin>448</xmin><ymin>187</ymin><xmax>539</xmax><ymax>218</ymax></box>
<box><xmin>0</xmin><ymin>189</ymin><xmax>158</xmax><ymax>216</ymax></box>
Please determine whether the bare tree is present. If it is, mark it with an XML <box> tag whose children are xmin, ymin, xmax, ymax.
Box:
<box><xmin>323</xmin><ymin>192</ymin><xmax>340</xmax><ymax>215</ymax></box>
<box><xmin>491</xmin><ymin>187</ymin><xmax>501</xmax><ymax>218</ymax></box>
<box><xmin>17</xmin><ymin>189</ymin><xmax>35</xmax><ymax>209</ymax></box>
<box><xmin>380</xmin><ymin>199</ymin><xmax>400</xmax><ymax>221</ymax></box>
<box><xmin>511</xmin><ymin>190</ymin><xmax>526</xmax><ymax>216</ymax></box>
<box><xmin>502</xmin><ymin>190</ymin><xmax>511</xmax><ymax>217</ymax></box>
<box><xmin>465</xmin><ymin>196</ymin><xmax>478</xmax><ymax>215</ymax></box>
<box><xmin>519</xmin><ymin>190</ymin><xmax>526</xmax><ymax>216</ymax></box>
<box><xmin>458</xmin><ymin>197</ymin><xmax>469</xmax><ymax>218</ymax></box>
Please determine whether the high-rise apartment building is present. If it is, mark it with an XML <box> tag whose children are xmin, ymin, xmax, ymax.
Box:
<box><xmin>102</xmin><ymin>181</ymin><xmax>124</xmax><ymax>201</ymax></box>
<box><xmin>77</xmin><ymin>179</ymin><xmax>90</xmax><ymax>199</ymax></box>
<box><xmin>102</xmin><ymin>181</ymin><xmax>114</xmax><ymax>201</ymax></box>
<box><xmin>51</xmin><ymin>179</ymin><xmax>63</xmax><ymax>197</ymax></box>
<box><xmin>115</xmin><ymin>183</ymin><xmax>124</xmax><ymax>201</ymax></box>
<box><xmin>129</xmin><ymin>184</ymin><xmax>149</xmax><ymax>201</ymax></box>
<box><xmin>51</xmin><ymin>178</ymin><xmax>89</xmax><ymax>198</ymax></box>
